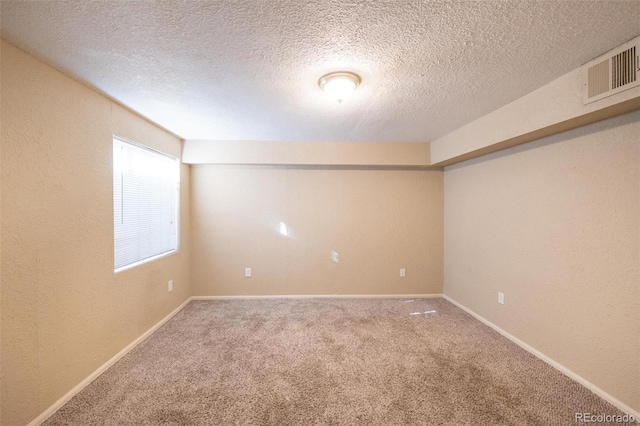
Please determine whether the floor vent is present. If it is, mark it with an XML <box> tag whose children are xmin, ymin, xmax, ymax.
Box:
<box><xmin>584</xmin><ymin>36</ymin><xmax>639</xmax><ymax>104</ymax></box>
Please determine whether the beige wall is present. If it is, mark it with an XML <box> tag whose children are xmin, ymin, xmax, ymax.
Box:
<box><xmin>1</xmin><ymin>40</ymin><xmax>191</xmax><ymax>425</ymax></box>
<box><xmin>431</xmin><ymin>57</ymin><xmax>640</xmax><ymax>166</ymax></box>
<box><xmin>183</xmin><ymin>140</ymin><xmax>431</xmax><ymax>166</ymax></box>
<box><xmin>444</xmin><ymin>111</ymin><xmax>640</xmax><ymax>412</ymax></box>
<box><xmin>191</xmin><ymin>166</ymin><xmax>443</xmax><ymax>296</ymax></box>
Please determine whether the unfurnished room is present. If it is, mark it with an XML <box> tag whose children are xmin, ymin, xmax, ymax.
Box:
<box><xmin>1</xmin><ymin>1</ymin><xmax>639</xmax><ymax>425</ymax></box>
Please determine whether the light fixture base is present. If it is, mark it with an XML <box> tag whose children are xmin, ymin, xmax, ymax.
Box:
<box><xmin>318</xmin><ymin>71</ymin><xmax>361</xmax><ymax>102</ymax></box>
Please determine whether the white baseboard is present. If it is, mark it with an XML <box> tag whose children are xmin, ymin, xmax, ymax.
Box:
<box><xmin>34</xmin><ymin>294</ymin><xmax>635</xmax><ymax>424</ymax></box>
<box><xmin>27</xmin><ymin>297</ymin><xmax>192</xmax><ymax>426</ymax></box>
<box><xmin>192</xmin><ymin>293</ymin><xmax>443</xmax><ymax>300</ymax></box>
<box><xmin>443</xmin><ymin>295</ymin><xmax>640</xmax><ymax>419</ymax></box>
<box><xmin>27</xmin><ymin>293</ymin><xmax>441</xmax><ymax>424</ymax></box>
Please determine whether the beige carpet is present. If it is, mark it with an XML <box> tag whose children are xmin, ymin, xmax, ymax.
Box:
<box><xmin>44</xmin><ymin>298</ymin><xmax>632</xmax><ymax>425</ymax></box>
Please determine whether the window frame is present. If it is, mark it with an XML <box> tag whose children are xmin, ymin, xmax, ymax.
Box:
<box><xmin>113</xmin><ymin>135</ymin><xmax>180</xmax><ymax>273</ymax></box>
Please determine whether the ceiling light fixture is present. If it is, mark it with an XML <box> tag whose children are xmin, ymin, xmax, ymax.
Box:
<box><xmin>318</xmin><ymin>72</ymin><xmax>361</xmax><ymax>103</ymax></box>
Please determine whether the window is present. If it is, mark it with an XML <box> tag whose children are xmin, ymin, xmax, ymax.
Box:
<box><xmin>113</xmin><ymin>136</ymin><xmax>179</xmax><ymax>271</ymax></box>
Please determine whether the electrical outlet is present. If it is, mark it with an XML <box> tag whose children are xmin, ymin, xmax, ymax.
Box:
<box><xmin>168</xmin><ymin>280</ymin><xmax>173</xmax><ymax>292</ymax></box>
<box><xmin>245</xmin><ymin>268</ymin><xmax>252</xmax><ymax>278</ymax></box>
<box><xmin>400</xmin><ymin>268</ymin><xmax>406</xmax><ymax>277</ymax></box>
<box><xmin>331</xmin><ymin>251</ymin><xmax>339</xmax><ymax>263</ymax></box>
<box><xmin>498</xmin><ymin>292</ymin><xmax>504</xmax><ymax>305</ymax></box>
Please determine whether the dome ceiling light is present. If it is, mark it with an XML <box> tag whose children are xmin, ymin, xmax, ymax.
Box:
<box><xmin>318</xmin><ymin>72</ymin><xmax>361</xmax><ymax>103</ymax></box>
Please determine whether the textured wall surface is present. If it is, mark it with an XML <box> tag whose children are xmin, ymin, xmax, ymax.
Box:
<box><xmin>191</xmin><ymin>166</ymin><xmax>443</xmax><ymax>296</ymax></box>
<box><xmin>182</xmin><ymin>140</ymin><xmax>431</xmax><ymax>166</ymax></box>
<box><xmin>2</xmin><ymin>1</ymin><xmax>640</xmax><ymax>142</ymax></box>
<box><xmin>430</xmin><ymin>60</ymin><xmax>640</xmax><ymax>165</ymax></box>
<box><xmin>0</xmin><ymin>41</ymin><xmax>192</xmax><ymax>425</ymax></box>
<box><xmin>444</xmin><ymin>111</ymin><xmax>640</xmax><ymax>412</ymax></box>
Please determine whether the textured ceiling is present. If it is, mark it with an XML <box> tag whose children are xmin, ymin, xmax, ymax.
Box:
<box><xmin>2</xmin><ymin>1</ymin><xmax>640</xmax><ymax>142</ymax></box>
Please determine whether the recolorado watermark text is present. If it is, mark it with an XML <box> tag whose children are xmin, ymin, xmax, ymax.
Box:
<box><xmin>575</xmin><ymin>412</ymin><xmax>636</xmax><ymax>423</ymax></box>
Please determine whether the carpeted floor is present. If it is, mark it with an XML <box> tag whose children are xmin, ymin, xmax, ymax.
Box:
<box><xmin>44</xmin><ymin>298</ymin><xmax>632</xmax><ymax>425</ymax></box>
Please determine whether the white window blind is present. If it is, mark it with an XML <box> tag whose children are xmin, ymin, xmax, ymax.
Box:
<box><xmin>113</xmin><ymin>137</ymin><xmax>179</xmax><ymax>271</ymax></box>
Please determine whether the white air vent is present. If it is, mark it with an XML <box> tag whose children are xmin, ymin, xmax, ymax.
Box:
<box><xmin>583</xmin><ymin>36</ymin><xmax>639</xmax><ymax>104</ymax></box>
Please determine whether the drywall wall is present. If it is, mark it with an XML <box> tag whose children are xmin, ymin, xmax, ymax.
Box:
<box><xmin>430</xmin><ymin>55</ymin><xmax>640</xmax><ymax>166</ymax></box>
<box><xmin>444</xmin><ymin>111</ymin><xmax>640</xmax><ymax>412</ymax></box>
<box><xmin>1</xmin><ymin>40</ymin><xmax>191</xmax><ymax>425</ymax></box>
<box><xmin>191</xmin><ymin>166</ymin><xmax>443</xmax><ymax>296</ymax></box>
<box><xmin>182</xmin><ymin>140</ymin><xmax>431</xmax><ymax>166</ymax></box>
